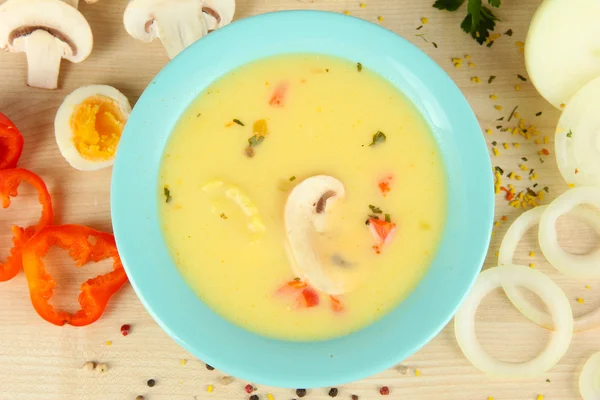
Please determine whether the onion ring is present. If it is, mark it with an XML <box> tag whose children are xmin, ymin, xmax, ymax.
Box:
<box><xmin>555</xmin><ymin>76</ymin><xmax>600</xmax><ymax>187</ymax></box>
<box><xmin>539</xmin><ymin>187</ymin><xmax>600</xmax><ymax>279</ymax></box>
<box><xmin>580</xmin><ymin>352</ymin><xmax>600</xmax><ymax>400</ymax></box>
<box><xmin>499</xmin><ymin>205</ymin><xmax>600</xmax><ymax>331</ymax></box>
<box><xmin>454</xmin><ymin>265</ymin><xmax>573</xmax><ymax>378</ymax></box>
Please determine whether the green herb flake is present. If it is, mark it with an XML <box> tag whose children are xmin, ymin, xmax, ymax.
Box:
<box><xmin>369</xmin><ymin>205</ymin><xmax>383</xmax><ymax>214</ymax></box>
<box><xmin>543</xmin><ymin>186</ymin><xmax>549</xmax><ymax>193</ymax></box>
<box><xmin>508</xmin><ymin>105</ymin><xmax>519</xmax><ymax>122</ymax></box>
<box><xmin>416</xmin><ymin>33</ymin><xmax>428</xmax><ymax>42</ymax></box>
<box><xmin>233</xmin><ymin>119</ymin><xmax>245</xmax><ymax>126</ymax></box>
<box><xmin>196</xmin><ymin>113</ymin><xmax>202</xmax><ymax>118</ymax></box>
<box><xmin>488</xmin><ymin>75</ymin><xmax>497</xmax><ymax>84</ymax></box>
<box><xmin>494</xmin><ymin>166</ymin><xmax>504</xmax><ymax>175</ymax></box>
<box><xmin>220</xmin><ymin>213</ymin><xmax>228</xmax><ymax>220</ymax></box>
<box><xmin>496</xmin><ymin>125</ymin><xmax>503</xmax><ymax>129</ymax></box>
<box><xmin>527</xmin><ymin>188</ymin><xmax>537</xmax><ymax>197</ymax></box>
<box><xmin>293</xmin><ymin>277</ymin><xmax>301</xmax><ymax>282</ymax></box>
<box><xmin>566</xmin><ymin>130</ymin><xmax>573</xmax><ymax>138</ymax></box>
<box><xmin>540</xmin><ymin>157</ymin><xmax>545</xmax><ymax>164</ymax></box>
<box><xmin>517</xmin><ymin>74</ymin><xmax>527</xmax><ymax>81</ymax></box>
<box><xmin>486</xmin><ymin>40</ymin><xmax>494</xmax><ymax>48</ymax></box>
<box><xmin>369</xmin><ymin>131</ymin><xmax>387</xmax><ymax>147</ymax></box>
<box><xmin>529</xmin><ymin>168</ymin><xmax>534</xmax><ymax>176</ymax></box>
<box><xmin>504</xmin><ymin>28</ymin><xmax>513</xmax><ymax>36</ymax></box>
<box><xmin>289</xmin><ymin>176</ymin><xmax>296</xmax><ymax>181</ymax></box>
<box><xmin>248</xmin><ymin>134</ymin><xmax>265</xmax><ymax>147</ymax></box>
<box><xmin>357</xmin><ymin>62</ymin><xmax>363</xmax><ymax>72</ymax></box>
<box><xmin>533</xmin><ymin>183</ymin><xmax>538</xmax><ymax>188</ymax></box>
<box><xmin>521</xmin><ymin>157</ymin><xmax>528</xmax><ymax>162</ymax></box>
<box><xmin>535</xmin><ymin>111</ymin><xmax>542</xmax><ymax>117</ymax></box>
<box><xmin>496</xmin><ymin>116</ymin><xmax>504</xmax><ymax>121</ymax></box>
<box><xmin>492</xmin><ymin>141</ymin><xmax>497</xmax><ymax>146</ymax></box>
<box><xmin>163</xmin><ymin>186</ymin><xmax>172</xmax><ymax>203</ymax></box>
<box><xmin>432</xmin><ymin>42</ymin><xmax>439</xmax><ymax>48</ymax></box>
<box><xmin>385</xmin><ymin>213</ymin><xmax>391</xmax><ymax>223</ymax></box>
<box><xmin>416</xmin><ymin>25</ymin><xmax>424</xmax><ymax>30</ymax></box>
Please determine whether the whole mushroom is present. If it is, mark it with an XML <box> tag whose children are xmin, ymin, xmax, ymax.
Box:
<box><xmin>123</xmin><ymin>0</ymin><xmax>235</xmax><ymax>59</ymax></box>
<box><xmin>0</xmin><ymin>0</ymin><xmax>93</xmax><ymax>89</ymax></box>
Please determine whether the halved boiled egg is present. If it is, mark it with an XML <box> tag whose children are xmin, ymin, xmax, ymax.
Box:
<box><xmin>54</xmin><ymin>85</ymin><xmax>131</xmax><ymax>171</ymax></box>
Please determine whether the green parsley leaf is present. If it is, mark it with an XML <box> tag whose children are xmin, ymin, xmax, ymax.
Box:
<box><xmin>369</xmin><ymin>131</ymin><xmax>387</xmax><ymax>147</ymax></box>
<box><xmin>289</xmin><ymin>176</ymin><xmax>296</xmax><ymax>181</ymax></box>
<box><xmin>433</xmin><ymin>0</ymin><xmax>465</xmax><ymax>11</ymax></box>
<box><xmin>164</xmin><ymin>186</ymin><xmax>172</xmax><ymax>203</ymax></box>
<box><xmin>494</xmin><ymin>166</ymin><xmax>504</xmax><ymax>175</ymax></box>
<box><xmin>233</xmin><ymin>119</ymin><xmax>245</xmax><ymax>126</ymax></box>
<box><xmin>488</xmin><ymin>75</ymin><xmax>496</xmax><ymax>84</ymax></box>
<box><xmin>488</xmin><ymin>0</ymin><xmax>500</xmax><ymax>7</ymax></box>
<box><xmin>385</xmin><ymin>214</ymin><xmax>391</xmax><ymax>223</ymax></box>
<box><xmin>357</xmin><ymin>62</ymin><xmax>363</xmax><ymax>72</ymax></box>
<box><xmin>504</xmin><ymin>28</ymin><xmax>513</xmax><ymax>36</ymax></box>
<box><xmin>566</xmin><ymin>130</ymin><xmax>573</xmax><ymax>138</ymax></box>
<box><xmin>369</xmin><ymin>205</ymin><xmax>383</xmax><ymax>214</ymax></box>
<box><xmin>248</xmin><ymin>134</ymin><xmax>265</xmax><ymax>147</ymax></box>
<box><xmin>543</xmin><ymin>186</ymin><xmax>549</xmax><ymax>193</ymax></box>
<box><xmin>517</xmin><ymin>74</ymin><xmax>527</xmax><ymax>81</ymax></box>
<box><xmin>458</xmin><ymin>1</ymin><xmax>500</xmax><ymax>45</ymax></box>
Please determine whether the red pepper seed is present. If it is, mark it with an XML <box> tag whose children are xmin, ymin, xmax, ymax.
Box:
<box><xmin>379</xmin><ymin>387</ymin><xmax>390</xmax><ymax>396</ymax></box>
<box><xmin>245</xmin><ymin>384</ymin><xmax>254</xmax><ymax>394</ymax></box>
<box><xmin>120</xmin><ymin>324</ymin><xmax>131</xmax><ymax>336</ymax></box>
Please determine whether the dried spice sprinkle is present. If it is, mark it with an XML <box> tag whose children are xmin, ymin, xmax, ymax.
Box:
<box><xmin>296</xmin><ymin>389</ymin><xmax>307</xmax><ymax>398</ymax></box>
<box><xmin>328</xmin><ymin>388</ymin><xmax>339</xmax><ymax>397</ymax></box>
<box><xmin>120</xmin><ymin>324</ymin><xmax>131</xmax><ymax>336</ymax></box>
<box><xmin>147</xmin><ymin>379</ymin><xmax>156</xmax><ymax>387</ymax></box>
<box><xmin>250</xmin><ymin>396</ymin><xmax>259</xmax><ymax>400</ymax></box>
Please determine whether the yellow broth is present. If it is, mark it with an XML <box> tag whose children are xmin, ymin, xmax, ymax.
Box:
<box><xmin>159</xmin><ymin>54</ymin><xmax>447</xmax><ymax>341</ymax></box>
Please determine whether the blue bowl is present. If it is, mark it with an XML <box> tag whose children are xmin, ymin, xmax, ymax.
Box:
<box><xmin>111</xmin><ymin>10</ymin><xmax>493</xmax><ymax>388</ymax></box>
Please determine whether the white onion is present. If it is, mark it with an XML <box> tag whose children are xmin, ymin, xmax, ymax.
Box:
<box><xmin>499</xmin><ymin>205</ymin><xmax>600</xmax><ymax>331</ymax></box>
<box><xmin>580</xmin><ymin>352</ymin><xmax>600</xmax><ymax>400</ymax></box>
<box><xmin>525</xmin><ymin>0</ymin><xmax>600</xmax><ymax>109</ymax></box>
<box><xmin>555</xmin><ymin>76</ymin><xmax>600</xmax><ymax>187</ymax></box>
<box><xmin>454</xmin><ymin>265</ymin><xmax>573</xmax><ymax>378</ymax></box>
<box><xmin>539</xmin><ymin>187</ymin><xmax>600</xmax><ymax>279</ymax></box>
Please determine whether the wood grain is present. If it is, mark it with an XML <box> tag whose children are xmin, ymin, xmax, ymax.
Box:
<box><xmin>1</xmin><ymin>1</ymin><xmax>599</xmax><ymax>399</ymax></box>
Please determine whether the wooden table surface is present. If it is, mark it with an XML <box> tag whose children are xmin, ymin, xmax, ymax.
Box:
<box><xmin>1</xmin><ymin>1</ymin><xmax>599</xmax><ymax>399</ymax></box>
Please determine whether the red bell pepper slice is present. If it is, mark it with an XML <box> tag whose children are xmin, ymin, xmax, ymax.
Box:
<box><xmin>0</xmin><ymin>168</ymin><xmax>53</xmax><ymax>282</ymax></box>
<box><xmin>296</xmin><ymin>287</ymin><xmax>319</xmax><ymax>308</ymax></box>
<box><xmin>369</xmin><ymin>218</ymin><xmax>396</xmax><ymax>243</ymax></box>
<box><xmin>21</xmin><ymin>224</ymin><xmax>128</xmax><ymax>326</ymax></box>
<box><xmin>0</xmin><ymin>113</ymin><xmax>24</xmax><ymax>170</ymax></box>
<box><xmin>269</xmin><ymin>82</ymin><xmax>288</xmax><ymax>108</ymax></box>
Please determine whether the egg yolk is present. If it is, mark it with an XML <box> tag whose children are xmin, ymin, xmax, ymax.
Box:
<box><xmin>69</xmin><ymin>95</ymin><xmax>126</xmax><ymax>161</ymax></box>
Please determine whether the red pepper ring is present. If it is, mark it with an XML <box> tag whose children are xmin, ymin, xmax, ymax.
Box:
<box><xmin>21</xmin><ymin>225</ymin><xmax>128</xmax><ymax>326</ymax></box>
<box><xmin>0</xmin><ymin>168</ymin><xmax>53</xmax><ymax>282</ymax></box>
<box><xmin>0</xmin><ymin>112</ymin><xmax>24</xmax><ymax>170</ymax></box>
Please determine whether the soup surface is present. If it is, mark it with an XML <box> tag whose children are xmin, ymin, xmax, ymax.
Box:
<box><xmin>159</xmin><ymin>54</ymin><xmax>447</xmax><ymax>341</ymax></box>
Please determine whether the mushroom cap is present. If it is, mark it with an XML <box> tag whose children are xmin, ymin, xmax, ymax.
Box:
<box><xmin>285</xmin><ymin>175</ymin><xmax>366</xmax><ymax>295</ymax></box>
<box><xmin>0</xmin><ymin>0</ymin><xmax>92</xmax><ymax>63</ymax></box>
<box><xmin>123</xmin><ymin>0</ymin><xmax>235</xmax><ymax>43</ymax></box>
<box><xmin>202</xmin><ymin>0</ymin><xmax>235</xmax><ymax>30</ymax></box>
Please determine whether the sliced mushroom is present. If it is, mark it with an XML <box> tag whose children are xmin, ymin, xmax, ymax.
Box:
<box><xmin>0</xmin><ymin>0</ymin><xmax>93</xmax><ymax>89</ymax></box>
<box><xmin>123</xmin><ymin>0</ymin><xmax>235</xmax><ymax>60</ymax></box>
<box><xmin>285</xmin><ymin>175</ymin><xmax>367</xmax><ymax>295</ymax></box>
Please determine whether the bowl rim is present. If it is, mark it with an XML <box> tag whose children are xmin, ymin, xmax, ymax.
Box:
<box><xmin>111</xmin><ymin>9</ymin><xmax>494</xmax><ymax>388</ymax></box>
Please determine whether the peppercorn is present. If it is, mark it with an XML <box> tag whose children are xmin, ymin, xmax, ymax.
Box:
<box><xmin>206</xmin><ymin>363</ymin><xmax>215</xmax><ymax>371</ymax></box>
<box><xmin>135</xmin><ymin>396</ymin><xmax>145</xmax><ymax>400</ymax></box>
<box><xmin>250</xmin><ymin>395</ymin><xmax>259</xmax><ymax>400</ymax></box>
<box><xmin>120</xmin><ymin>324</ymin><xmax>131</xmax><ymax>336</ymax></box>
<box><xmin>296</xmin><ymin>389</ymin><xmax>307</xmax><ymax>398</ymax></box>
<box><xmin>147</xmin><ymin>379</ymin><xmax>156</xmax><ymax>388</ymax></box>
<box><xmin>379</xmin><ymin>387</ymin><xmax>390</xmax><ymax>396</ymax></box>
<box><xmin>329</xmin><ymin>388</ymin><xmax>338</xmax><ymax>397</ymax></box>
<box><xmin>352</xmin><ymin>395</ymin><xmax>359</xmax><ymax>400</ymax></box>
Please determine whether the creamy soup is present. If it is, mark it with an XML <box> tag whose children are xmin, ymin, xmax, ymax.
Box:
<box><xmin>159</xmin><ymin>54</ymin><xmax>447</xmax><ymax>341</ymax></box>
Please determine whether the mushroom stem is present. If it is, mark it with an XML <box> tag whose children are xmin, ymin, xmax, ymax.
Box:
<box><xmin>19</xmin><ymin>30</ymin><xmax>65</xmax><ymax>89</ymax></box>
<box><xmin>155</xmin><ymin>11</ymin><xmax>208</xmax><ymax>59</ymax></box>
